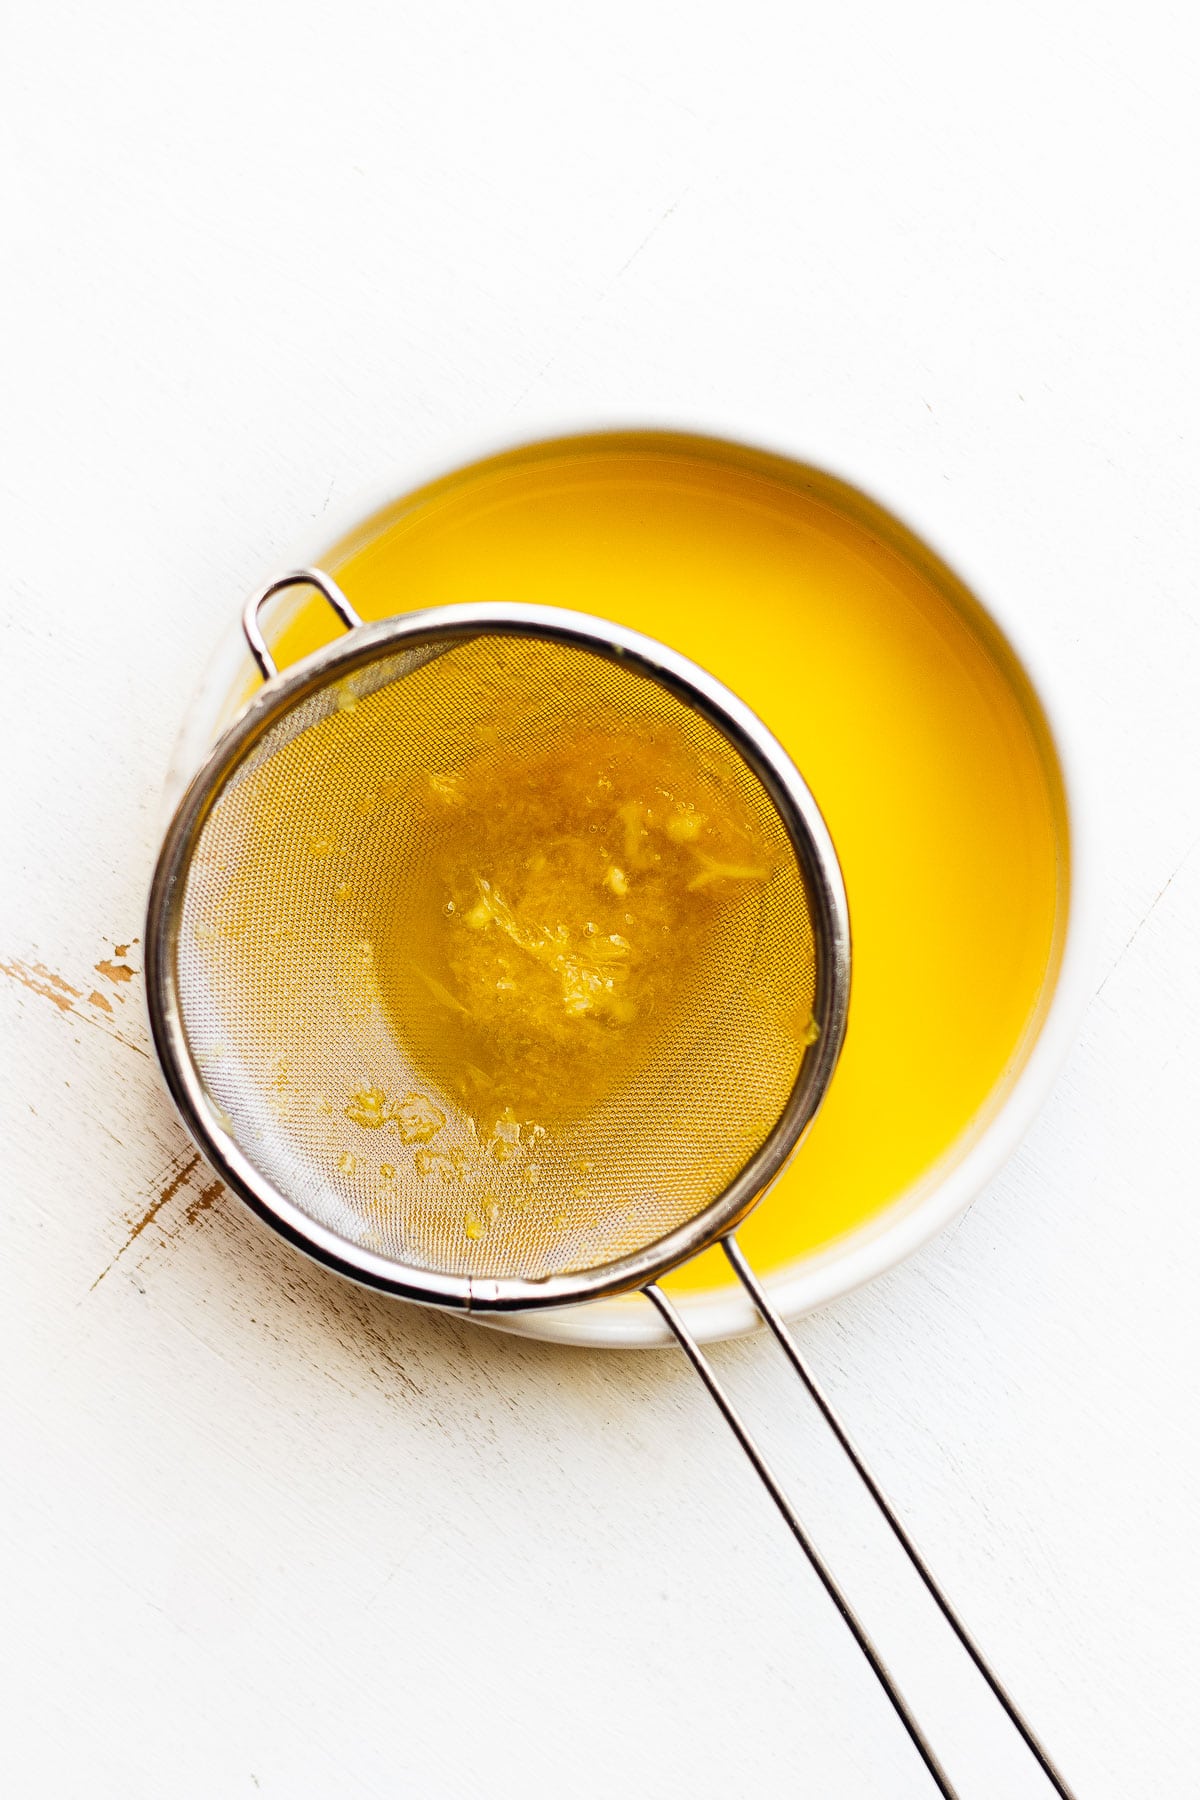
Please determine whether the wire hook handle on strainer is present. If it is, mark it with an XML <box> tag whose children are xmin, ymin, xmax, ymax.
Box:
<box><xmin>148</xmin><ymin>569</ymin><xmax>1080</xmax><ymax>1800</ymax></box>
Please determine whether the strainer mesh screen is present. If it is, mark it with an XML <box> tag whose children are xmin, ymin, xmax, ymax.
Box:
<box><xmin>176</xmin><ymin>633</ymin><xmax>817</xmax><ymax>1283</ymax></box>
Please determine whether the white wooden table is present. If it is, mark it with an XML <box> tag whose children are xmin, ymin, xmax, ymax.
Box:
<box><xmin>3</xmin><ymin>5</ymin><xmax>1197</xmax><ymax>1795</ymax></box>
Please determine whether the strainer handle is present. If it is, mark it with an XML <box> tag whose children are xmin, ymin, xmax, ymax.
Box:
<box><xmin>720</xmin><ymin>1236</ymin><xmax>1080</xmax><ymax>1799</ymax></box>
<box><xmin>646</xmin><ymin>1249</ymin><xmax>1080</xmax><ymax>1800</ymax></box>
<box><xmin>242</xmin><ymin>567</ymin><xmax>364</xmax><ymax>680</ymax></box>
<box><xmin>643</xmin><ymin>1279</ymin><xmax>963</xmax><ymax>1800</ymax></box>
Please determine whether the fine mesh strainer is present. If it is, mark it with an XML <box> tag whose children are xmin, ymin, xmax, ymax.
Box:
<box><xmin>147</xmin><ymin>569</ymin><xmax>1077</xmax><ymax>1800</ymax></box>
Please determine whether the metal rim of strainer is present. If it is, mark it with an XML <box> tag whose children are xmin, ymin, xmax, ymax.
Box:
<box><xmin>146</xmin><ymin>596</ymin><xmax>851</xmax><ymax>1312</ymax></box>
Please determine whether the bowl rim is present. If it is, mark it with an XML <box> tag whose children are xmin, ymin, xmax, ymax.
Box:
<box><xmin>165</xmin><ymin>413</ymin><xmax>1096</xmax><ymax>1350</ymax></box>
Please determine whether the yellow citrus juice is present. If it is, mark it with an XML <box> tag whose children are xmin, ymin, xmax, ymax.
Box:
<box><xmin>262</xmin><ymin>433</ymin><xmax>1067</xmax><ymax>1296</ymax></box>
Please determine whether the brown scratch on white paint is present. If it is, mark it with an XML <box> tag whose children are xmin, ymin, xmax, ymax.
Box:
<box><xmin>90</xmin><ymin>1152</ymin><xmax>202</xmax><ymax>1290</ymax></box>
<box><xmin>0</xmin><ymin>958</ymin><xmax>81</xmax><ymax>1013</ymax></box>
<box><xmin>184</xmin><ymin>1178</ymin><xmax>226</xmax><ymax>1227</ymax></box>
<box><xmin>1</xmin><ymin>949</ymin><xmax>150</xmax><ymax>1057</ymax></box>
<box><xmin>95</xmin><ymin>957</ymin><xmax>135</xmax><ymax>987</ymax></box>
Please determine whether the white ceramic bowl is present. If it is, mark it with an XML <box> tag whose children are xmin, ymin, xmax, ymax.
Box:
<box><xmin>167</xmin><ymin>418</ymin><xmax>1094</xmax><ymax>1351</ymax></box>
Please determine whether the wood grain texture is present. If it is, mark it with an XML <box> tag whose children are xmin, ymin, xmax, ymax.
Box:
<box><xmin>2</xmin><ymin>2</ymin><xmax>1197</xmax><ymax>1795</ymax></box>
